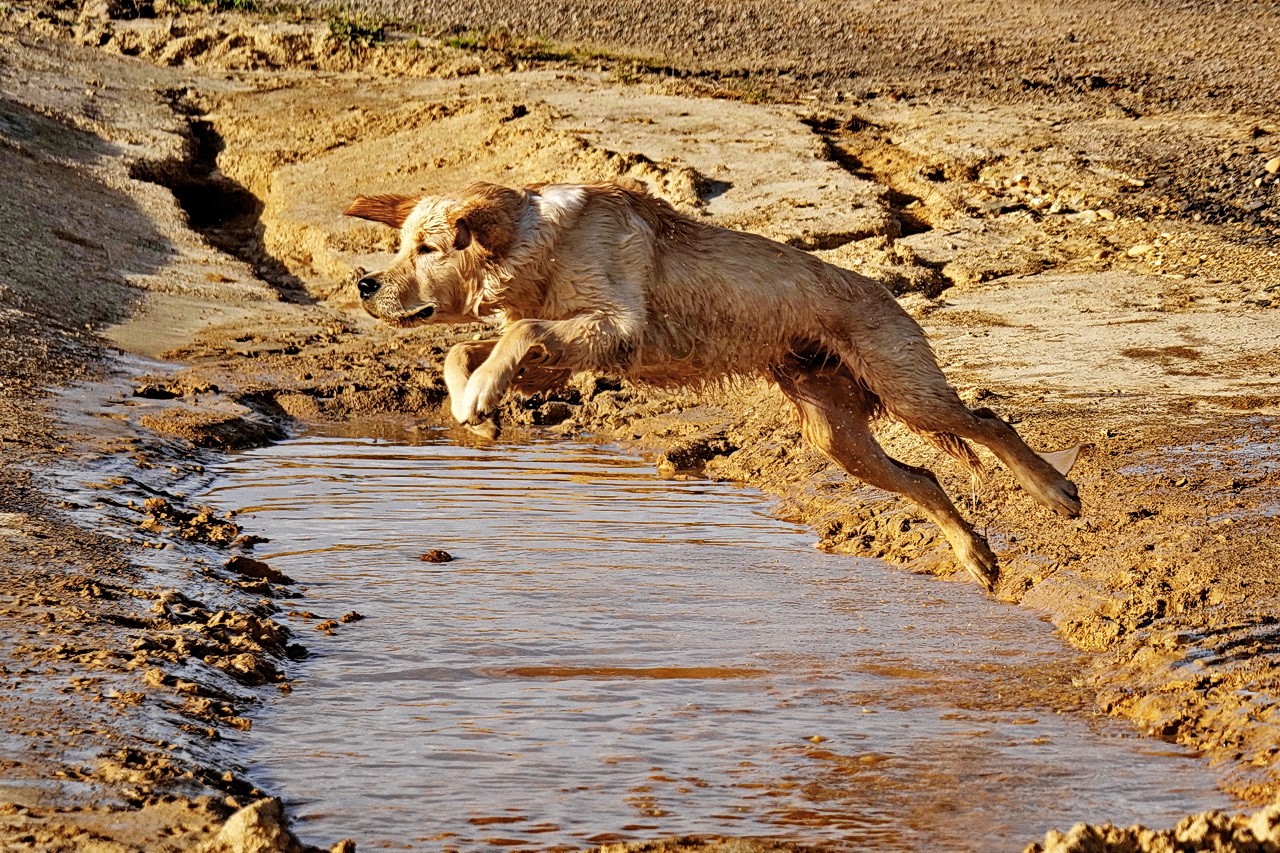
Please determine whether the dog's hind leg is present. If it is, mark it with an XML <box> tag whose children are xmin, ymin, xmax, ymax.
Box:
<box><xmin>772</xmin><ymin>363</ymin><xmax>999</xmax><ymax>591</ymax></box>
<box><xmin>961</xmin><ymin>407</ymin><xmax>1081</xmax><ymax>516</ymax></box>
<box><xmin>889</xmin><ymin>393</ymin><xmax>1081</xmax><ymax>519</ymax></box>
<box><xmin>833</xmin><ymin>316</ymin><xmax>1081</xmax><ymax>518</ymax></box>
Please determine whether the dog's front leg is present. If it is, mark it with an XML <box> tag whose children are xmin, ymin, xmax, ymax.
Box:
<box><xmin>458</xmin><ymin>322</ymin><xmax>546</xmax><ymax>425</ymax></box>
<box><xmin>444</xmin><ymin>340</ymin><xmax>499</xmax><ymax>425</ymax></box>
<box><xmin>459</xmin><ymin>315</ymin><xmax>626</xmax><ymax>424</ymax></box>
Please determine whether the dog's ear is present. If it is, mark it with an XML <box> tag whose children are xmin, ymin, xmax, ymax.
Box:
<box><xmin>451</xmin><ymin>183</ymin><xmax>526</xmax><ymax>258</ymax></box>
<box><xmin>344</xmin><ymin>194</ymin><xmax>420</xmax><ymax>229</ymax></box>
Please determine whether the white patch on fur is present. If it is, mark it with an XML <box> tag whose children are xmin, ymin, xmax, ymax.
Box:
<box><xmin>534</xmin><ymin>185</ymin><xmax>588</xmax><ymax>223</ymax></box>
<box><xmin>495</xmin><ymin>185</ymin><xmax>588</xmax><ymax>283</ymax></box>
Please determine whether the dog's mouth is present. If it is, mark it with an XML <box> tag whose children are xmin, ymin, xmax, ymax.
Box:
<box><xmin>379</xmin><ymin>304</ymin><xmax>437</xmax><ymax>327</ymax></box>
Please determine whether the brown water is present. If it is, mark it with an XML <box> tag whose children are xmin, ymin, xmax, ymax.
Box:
<box><xmin>208</xmin><ymin>425</ymin><xmax>1230</xmax><ymax>852</ymax></box>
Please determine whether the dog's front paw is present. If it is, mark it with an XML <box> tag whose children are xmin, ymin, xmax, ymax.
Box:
<box><xmin>449</xmin><ymin>393</ymin><xmax>473</xmax><ymax>426</ymax></box>
<box><xmin>466</xmin><ymin>418</ymin><xmax>499</xmax><ymax>440</ymax></box>
<box><xmin>459</xmin><ymin>366</ymin><xmax>507</xmax><ymax>424</ymax></box>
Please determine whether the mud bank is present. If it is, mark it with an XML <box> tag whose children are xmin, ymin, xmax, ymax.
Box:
<box><xmin>1</xmin><ymin>0</ymin><xmax>1280</xmax><ymax>849</ymax></box>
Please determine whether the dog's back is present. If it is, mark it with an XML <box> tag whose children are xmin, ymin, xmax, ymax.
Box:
<box><xmin>554</xmin><ymin>182</ymin><xmax>930</xmax><ymax>394</ymax></box>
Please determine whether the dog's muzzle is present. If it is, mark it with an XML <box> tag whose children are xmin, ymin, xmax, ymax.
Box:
<box><xmin>357</xmin><ymin>276</ymin><xmax>382</xmax><ymax>300</ymax></box>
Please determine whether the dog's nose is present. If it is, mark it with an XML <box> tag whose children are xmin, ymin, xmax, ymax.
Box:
<box><xmin>356</xmin><ymin>276</ymin><xmax>382</xmax><ymax>300</ymax></box>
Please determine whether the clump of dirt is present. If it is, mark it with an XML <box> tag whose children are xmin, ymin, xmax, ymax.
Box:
<box><xmin>657</xmin><ymin>432</ymin><xmax>739</xmax><ymax>473</ymax></box>
<box><xmin>140</xmin><ymin>497</ymin><xmax>240</xmax><ymax>543</ymax></box>
<box><xmin>80</xmin><ymin>7</ymin><xmax>499</xmax><ymax>77</ymax></box>
<box><xmin>201</xmin><ymin>797</ymin><xmax>354</xmax><ymax>853</ymax></box>
<box><xmin>138</xmin><ymin>402</ymin><xmax>288</xmax><ymax>449</ymax></box>
<box><xmin>1026</xmin><ymin>801</ymin><xmax>1280</xmax><ymax>853</ymax></box>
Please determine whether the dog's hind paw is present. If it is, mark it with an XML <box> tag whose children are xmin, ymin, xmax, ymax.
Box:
<box><xmin>957</xmin><ymin>536</ymin><xmax>999</xmax><ymax>593</ymax></box>
<box><xmin>1032</xmin><ymin>477</ymin><xmax>1081</xmax><ymax>518</ymax></box>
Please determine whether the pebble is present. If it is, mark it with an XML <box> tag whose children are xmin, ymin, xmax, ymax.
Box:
<box><xmin>1265</xmin><ymin>156</ymin><xmax>1280</xmax><ymax>174</ymax></box>
<box><xmin>1127</xmin><ymin>244</ymin><xmax>1155</xmax><ymax>257</ymax></box>
<box><xmin>420</xmin><ymin>549</ymin><xmax>454</xmax><ymax>563</ymax></box>
<box><xmin>224</xmin><ymin>555</ymin><xmax>293</xmax><ymax>585</ymax></box>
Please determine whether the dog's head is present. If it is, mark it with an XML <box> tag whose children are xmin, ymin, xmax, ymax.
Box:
<box><xmin>344</xmin><ymin>183</ymin><xmax>527</xmax><ymax>327</ymax></box>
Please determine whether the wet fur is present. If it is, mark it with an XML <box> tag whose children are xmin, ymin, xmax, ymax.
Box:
<box><xmin>346</xmin><ymin>179</ymin><xmax>1082</xmax><ymax>591</ymax></box>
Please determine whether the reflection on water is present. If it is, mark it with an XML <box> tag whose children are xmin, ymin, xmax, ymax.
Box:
<box><xmin>207</xmin><ymin>426</ymin><xmax>1229</xmax><ymax>852</ymax></box>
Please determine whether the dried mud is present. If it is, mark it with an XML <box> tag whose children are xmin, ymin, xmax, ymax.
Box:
<box><xmin>1</xmin><ymin>0</ymin><xmax>1279</xmax><ymax>850</ymax></box>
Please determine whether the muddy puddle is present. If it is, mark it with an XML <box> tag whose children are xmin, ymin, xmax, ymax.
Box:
<box><xmin>205</xmin><ymin>424</ymin><xmax>1231</xmax><ymax>852</ymax></box>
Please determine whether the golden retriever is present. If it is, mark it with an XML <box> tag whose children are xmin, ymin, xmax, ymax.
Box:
<box><xmin>345</xmin><ymin>179</ymin><xmax>1081</xmax><ymax>591</ymax></box>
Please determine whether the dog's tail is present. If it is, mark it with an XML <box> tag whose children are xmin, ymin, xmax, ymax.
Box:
<box><xmin>915</xmin><ymin>428</ymin><xmax>986</xmax><ymax>480</ymax></box>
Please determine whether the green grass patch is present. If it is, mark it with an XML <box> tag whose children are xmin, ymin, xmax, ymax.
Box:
<box><xmin>440</xmin><ymin>28</ymin><xmax>574</xmax><ymax>62</ymax></box>
<box><xmin>327</xmin><ymin>14</ymin><xmax>386</xmax><ymax>47</ymax></box>
<box><xmin>168</xmin><ymin>0</ymin><xmax>258</xmax><ymax>11</ymax></box>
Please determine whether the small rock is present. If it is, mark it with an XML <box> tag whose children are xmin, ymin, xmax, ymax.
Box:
<box><xmin>339</xmin><ymin>611</ymin><xmax>365</xmax><ymax>623</ymax></box>
<box><xmin>315</xmin><ymin>620</ymin><xmax>339</xmax><ymax>632</ymax></box>
<box><xmin>1096</xmin><ymin>208</ymin><xmax>1116</xmax><ymax>220</ymax></box>
<box><xmin>1127</xmin><ymin>244</ymin><xmax>1155</xmax><ymax>257</ymax></box>
<box><xmin>420</xmin><ymin>549</ymin><xmax>453</xmax><ymax>563</ymax></box>
<box><xmin>133</xmin><ymin>384</ymin><xmax>179</xmax><ymax>400</ymax></box>
<box><xmin>1265</xmin><ymin>156</ymin><xmax>1280</xmax><ymax>174</ymax></box>
<box><xmin>224</xmin><ymin>556</ymin><xmax>293</xmax><ymax>585</ymax></box>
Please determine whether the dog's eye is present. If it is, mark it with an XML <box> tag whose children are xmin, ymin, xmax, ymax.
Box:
<box><xmin>417</xmin><ymin>245</ymin><xmax>435</xmax><ymax>255</ymax></box>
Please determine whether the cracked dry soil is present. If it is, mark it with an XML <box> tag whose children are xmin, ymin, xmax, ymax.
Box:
<box><xmin>2</xmin><ymin>0</ymin><xmax>1280</xmax><ymax>850</ymax></box>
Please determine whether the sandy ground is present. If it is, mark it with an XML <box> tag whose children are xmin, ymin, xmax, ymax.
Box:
<box><xmin>1</xmin><ymin>0</ymin><xmax>1280</xmax><ymax>849</ymax></box>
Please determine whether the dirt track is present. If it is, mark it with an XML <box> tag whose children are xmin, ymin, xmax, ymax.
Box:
<box><xmin>1</xmin><ymin>0</ymin><xmax>1280</xmax><ymax>849</ymax></box>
